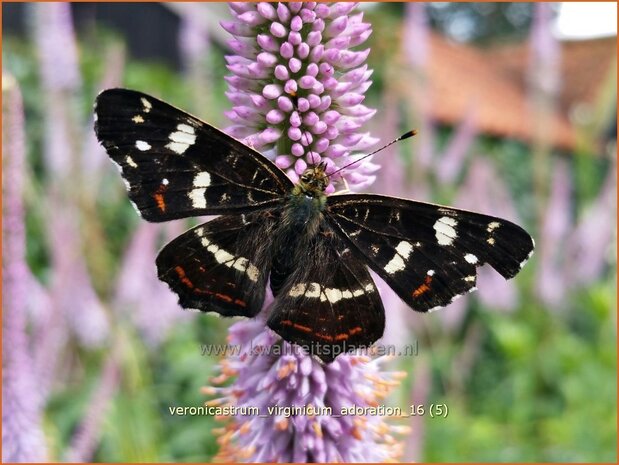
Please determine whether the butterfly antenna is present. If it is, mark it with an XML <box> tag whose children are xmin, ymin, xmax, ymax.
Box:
<box><xmin>327</xmin><ymin>129</ymin><xmax>417</xmax><ymax>178</ymax></box>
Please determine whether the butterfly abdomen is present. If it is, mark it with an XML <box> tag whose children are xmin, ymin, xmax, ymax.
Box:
<box><xmin>270</xmin><ymin>194</ymin><xmax>325</xmax><ymax>295</ymax></box>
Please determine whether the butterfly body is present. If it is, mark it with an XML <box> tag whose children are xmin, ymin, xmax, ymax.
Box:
<box><xmin>95</xmin><ymin>89</ymin><xmax>535</xmax><ymax>362</ymax></box>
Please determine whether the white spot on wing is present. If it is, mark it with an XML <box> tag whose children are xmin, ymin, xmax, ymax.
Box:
<box><xmin>166</xmin><ymin>123</ymin><xmax>197</xmax><ymax>154</ymax></box>
<box><xmin>141</xmin><ymin>97</ymin><xmax>152</xmax><ymax>113</ymax></box>
<box><xmin>519</xmin><ymin>248</ymin><xmax>535</xmax><ymax>269</ymax></box>
<box><xmin>132</xmin><ymin>115</ymin><xmax>144</xmax><ymax>123</ymax></box>
<box><xmin>200</xmin><ymin>237</ymin><xmax>260</xmax><ymax>282</ymax></box>
<box><xmin>188</xmin><ymin>188</ymin><xmax>206</xmax><ymax>208</ymax></box>
<box><xmin>384</xmin><ymin>254</ymin><xmax>405</xmax><ymax>274</ymax></box>
<box><xmin>384</xmin><ymin>241</ymin><xmax>414</xmax><ymax>275</ymax></box>
<box><xmin>135</xmin><ymin>140</ymin><xmax>151</xmax><ymax>151</ymax></box>
<box><xmin>289</xmin><ymin>283</ymin><xmax>307</xmax><ymax>297</ymax></box>
<box><xmin>464</xmin><ymin>253</ymin><xmax>478</xmax><ymax>264</ymax></box>
<box><xmin>487</xmin><ymin>221</ymin><xmax>500</xmax><ymax>233</ymax></box>
<box><xmin>323</xmin><ymin>288</ymin><xmax>343</xmax><ymax>303</ymax></box>
<box><xmin>125</xmin><ymin>156</ymin><xmax>138</xmax><ymax>168</ymax></box>
<box><xmin>434</xmin><ymin>216</ymin><xmax>458</xmax><ymax>246</ymax></box>
<box><xmin>305</xmin><ymin>283</ymin><xmax>321</xmax><ymax>298</ymax></box>
<box><xmin>396</xmin><ymin>241</ymin><xmax>413</xmax><ymax>258</ymax></box>
<box><xmin>193</xmin><ymin>172</ymin><xmax>211</xmax><ymax>188</ymax></box>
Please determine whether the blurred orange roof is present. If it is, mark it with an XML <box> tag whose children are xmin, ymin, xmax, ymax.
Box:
<box><xmin>401</xmin><ymin>33</ymin><xmax>616</xmax><ymax>151</ymax></box>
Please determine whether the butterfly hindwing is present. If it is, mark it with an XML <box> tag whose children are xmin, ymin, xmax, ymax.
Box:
<box><xmin>326</xmin><ymin>194</ymin><xmax>535</xmax><ymax>312</ymax></box>
<box><xmin>156</xmin><ymin>211</ymin><xmax>278</xmax><ymax>317</ymax></box>
<box><xmin>267</xmin><ymin>224</ymin><xmax>385</xmax><ymax>362</ymax></box>
<box><xmin>94</xmin><ymin>89</ymin><xmax>292</xmax><ymax>221</ymax></box>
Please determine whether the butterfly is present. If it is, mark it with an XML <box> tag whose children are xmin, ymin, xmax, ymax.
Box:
<box><xmin>94</xmin><ymin>88</ymin><xmax>535</xmax><ymax>362</ymax></box>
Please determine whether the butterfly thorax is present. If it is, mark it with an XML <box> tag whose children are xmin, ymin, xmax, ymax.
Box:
<box><xmin>270</xmin><ymin>166</ymin><xmax>329</xmax><ymax>294</ymax></box>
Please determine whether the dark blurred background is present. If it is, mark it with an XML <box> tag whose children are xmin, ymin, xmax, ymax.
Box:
<box><xmin>3</xmin><ymin>2</ymin><xmax>616</xmax><ymax>462</ymax></box>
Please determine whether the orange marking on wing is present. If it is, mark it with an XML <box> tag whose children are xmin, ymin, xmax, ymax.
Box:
<box><xmin>412</xmin><ymin>275</ymin><xmax>433</xmax><ymax>298</ymax></box>
<box><xmin>315</xmin><ymin>333</ymin><xmax>334</xmax><ymax>342</ymax></box>
<box><xmin>234</xmin><ymin>299</ymin><xmax>247</xmax><ymax>307</ymax></box>
<box><xmin>280</xmin><ymin>320</ymin><xmax>293</xmax><ymax>327</ymax></box>
<box><xmin>293</xmin><ymin>323</ymin><xmax>312</xmax><ymax>333</ymax></box>
<box><xmin>174</xmin><ymin>266</ymin><xmax>194</xmax><ymax>289</ymax></box>
<box><xmin>153</xmin><ymin>184</ymin><xmax>168</xmax><ymax>212</ymax></box>
<box><xmin>335</xmin><ymin>334</ymin><xmax>349</xmax><ymax>341</ymax></box>
<box><xmin>349</xmin><ymin>327</ymin><xmax>362</xmax><ymax>335</ymax></box>
<box><xmin>215</xmin><ymin>293</ymin><xmax>233</xmax><ymax>303</ymax></box>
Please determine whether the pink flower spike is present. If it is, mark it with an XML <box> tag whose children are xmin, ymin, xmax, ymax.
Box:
<box><xmin>223</xmin><ymin>1</ymin><xmax>378</xmax><ymax>192</ymax></box>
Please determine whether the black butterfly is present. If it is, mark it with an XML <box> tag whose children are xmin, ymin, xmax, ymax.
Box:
<box><xmin>94</xmin><ymin>89</ymin><xmax>534</xmax><ymax>362</ymax></box>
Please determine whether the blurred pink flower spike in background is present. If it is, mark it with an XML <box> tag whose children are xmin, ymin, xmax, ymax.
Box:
<box><xmin>2</xmin><ymin>75</ymin><xmax>49</xmax><ymax>464</ymax></box>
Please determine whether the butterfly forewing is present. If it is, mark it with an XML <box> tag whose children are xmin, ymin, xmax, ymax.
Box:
<box><xmin>267</xmin><ymin>226</ymin><xmax>385</xmax><ymax>362</ymax></box>
<box><xmin>156</xmin><ymin>211</ymin><xmax>278</xmax><ymax>317</ymax></box>
<box><xmin>326</xmin><ymin>194</ymin><xmax>534</xmax><ymax>312</ymax></box>
<box><xmin>94</xmin><ymin>89</ymin><xmax>292</xmax><ymax>221</ymax></box>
